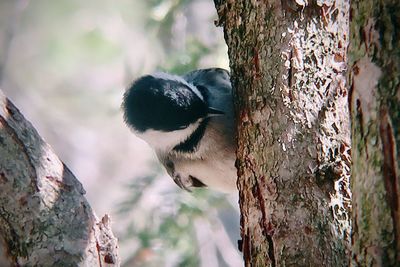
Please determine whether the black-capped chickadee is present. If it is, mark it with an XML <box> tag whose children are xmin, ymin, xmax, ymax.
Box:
<box><xmin>122</xmin><ymin>68</ymin><xmax>236</xmax><ymax>192</ymax></box>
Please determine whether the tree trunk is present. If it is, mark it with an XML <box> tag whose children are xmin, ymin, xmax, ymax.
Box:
<box><xmin>214</xmin><ymin>1</ymin><xmax>351</xmax><ymax>266</ymax></box>
<box><xmin>0</xmin><ymin>90</ymin><xmax>120</xmax><ymax>266</ymax></box>
<box><xmin>349</xmin><ymin>0</ymin><xmax>400</xmax><ymax>266</ymax></box>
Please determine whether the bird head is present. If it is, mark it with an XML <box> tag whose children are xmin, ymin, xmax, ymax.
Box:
<box><xmin>122</xmin><ymin>73</ymin><xmax>222</xmax><ymax>150</ymax></box>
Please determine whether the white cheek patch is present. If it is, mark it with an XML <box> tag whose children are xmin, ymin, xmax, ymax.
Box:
<box><xmin>134</xmin><ymin>121</ymin><xmax>201</xmax><ymax>151</ymax></box>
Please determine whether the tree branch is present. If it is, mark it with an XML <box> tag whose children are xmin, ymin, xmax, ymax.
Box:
<box><xmin>0</xmin><ymin>90</ymin><xmax>119</xmax><ymax>266</ymax></box>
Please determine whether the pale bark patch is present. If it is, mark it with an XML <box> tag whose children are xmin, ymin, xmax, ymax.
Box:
<box><xmin>352</xmin><ymin>57</ymin><xmax>382</xmax><ymax>122</ymax></box>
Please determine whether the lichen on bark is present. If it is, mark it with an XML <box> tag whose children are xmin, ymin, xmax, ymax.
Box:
<box><xmin>349</xmin><ymin>0</ymin><xmax>400</xmax><ymax>266</ymax></box>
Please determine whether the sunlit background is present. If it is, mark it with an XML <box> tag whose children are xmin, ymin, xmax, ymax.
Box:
<box><xmin>0</xmin><ymin>0</ymin><xmax>242</xmax><ymax>266</ymax></box>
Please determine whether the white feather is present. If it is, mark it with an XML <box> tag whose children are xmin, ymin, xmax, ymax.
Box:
<box><xmin>133</xmin><ymin>120</ymin><xmax>202</xmax><ymax>151</ymax></box>
<box><xmin>151</xmin><ymin>72</ymin><xmax>204</xmax><ymax>101</ymax></box>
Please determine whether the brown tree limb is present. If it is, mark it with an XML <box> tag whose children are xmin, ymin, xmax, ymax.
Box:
<box><xmin>0</xmin><ymin>90</ymin><xmax>119</xmax><ymax>266</ymax></box>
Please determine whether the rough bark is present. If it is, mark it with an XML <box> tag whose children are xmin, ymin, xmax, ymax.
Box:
<box><xmin>214</xmin><ymin>0</ymin><xmax>351</xmax><ymax>266</ymax></box>
<box><xmin>349</xmin><ymin>0</ymin><xmax>400</xmax><ymax>266</ymax></box>
<box><xmin>0</xmin><ymin>90</ymin><xmax>120</xmax><ymax>266</ymax></box>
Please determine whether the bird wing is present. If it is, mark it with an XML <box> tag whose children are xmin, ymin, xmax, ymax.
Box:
<box><xmin>183</xmin><ymin>68</ymin><xmax>232</xmax><ymax>116</ymax></box>
<box><xmin>183</xmin><ymin>68</ymin><xmax>231</xmax><ymax>94</ymax></box>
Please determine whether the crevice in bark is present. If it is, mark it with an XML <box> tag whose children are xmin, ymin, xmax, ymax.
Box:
<box><xmin>241</xmin><ymin>228</ymin><xmax>250</xmax><ymax>265</ymax></box>
<box><xmin>355</xmin><ymin>98</ymin><xmax>368</xmax><ymax>159</ymax></box>
<box><xmin>288</xmin><ymin>49</ymin><xmax>294</xmax><ymax>99</ymax></box>
<box><xmin>379</xmin><ymin>107</ymin><xmax>400</xmax><ymax>258</ymax></box>
<box><xmin>265</xmin><ymin>232</ymin><xmax>276</xmax><ymax>267</ymax></box>
<box><xmin>255</xmin><ymin>176</ymin><xmax>276</xmax><ymax>267</ymax></box>
<box><xmin>96</xmin><ymin>242</ymin><xmax>103</xmax><ymax>267</ymax></box>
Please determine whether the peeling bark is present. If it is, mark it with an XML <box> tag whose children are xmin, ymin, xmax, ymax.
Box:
<box><xmin>214</xmin><ymin>0</ymin><xmax>351</xmax><ymax>266</ymax></box>
<box><xmin>0</xmin><ymin>90</ymin><xmax>119</xmax><ymax>266</ymax></box>
<box><xmin>349</xmin><ymin>0</ymin><xmax>400</xmax><ymax>266</ymax></box>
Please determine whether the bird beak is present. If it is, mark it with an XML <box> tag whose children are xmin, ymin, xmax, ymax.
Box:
<box><xmin>207</xmin><ymin>107</ymin><xmax>224</xmax><ymax>117</ymax></box>
<box><xmin>173</xmin><ymin>176</ymin><xmax>192</xmax><ymax>192</ymax></box>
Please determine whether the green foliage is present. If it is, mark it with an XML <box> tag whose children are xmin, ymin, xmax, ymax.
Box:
<box><xmin>161</xmin><ymin>38</ymin><xmax>211</xmax><ymax>74</ymax></box>
<box><xmin>145</xmin><ymin>0</ymin><xmax>225</xmax><ymax>74</ymax></box>
<box><xmin>118</xmin><ymin>169</ymin><xmax>233</xmax><ymax>267</ymax></box>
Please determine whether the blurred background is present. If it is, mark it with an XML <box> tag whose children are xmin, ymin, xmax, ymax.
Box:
<box><xmin>0</xmin><ymin>0</ymin><xmax>242</xmax><ymax>266</ymax></box>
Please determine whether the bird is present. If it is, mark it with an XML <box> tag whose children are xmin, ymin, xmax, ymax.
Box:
<box><xmin>122</xmin><ymin>68</ymin><xmax>237</xmax><ymax>192</ymax></box>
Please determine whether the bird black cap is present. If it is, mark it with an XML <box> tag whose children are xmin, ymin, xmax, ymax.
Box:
<box><xmin>122</xmin><ymin>75</ymin><xmax>209</xmax><ymax>132</ymax></box>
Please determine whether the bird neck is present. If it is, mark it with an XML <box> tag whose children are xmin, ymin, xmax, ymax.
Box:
<box><xmin>172</xmin><ymin>118</ymin><xmax>210</xmax><ymax>154</ymax></box>
<box><xmin>134</xmin><ymin>120</ymin><xmax>202</xmax><ymax>152</ymax></box>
